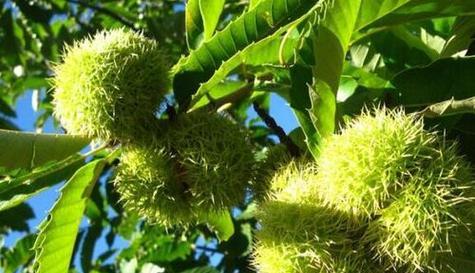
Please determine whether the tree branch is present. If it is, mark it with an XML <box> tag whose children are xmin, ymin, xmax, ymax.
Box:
<box><xmin>253</xmin><ymin>102</ymin><xmax>301</xmax><ymax>157</ymax></box>
<box><xmin>421</xmin><ymin>97</ymin><xmax>475</xmax><ymax>118</ymax></box>
<box><xmin>67</xmin><ymin>0</ymin><xmax>137</xmax><ymax>31</ymax></box>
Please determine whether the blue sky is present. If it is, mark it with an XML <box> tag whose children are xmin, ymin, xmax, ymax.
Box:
<box><xmin>4</xmin><ymin>90</ymin><xmax>299</xmax><ymax>269</ymax></box>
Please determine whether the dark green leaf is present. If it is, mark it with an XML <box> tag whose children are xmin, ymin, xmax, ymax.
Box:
<box><xmin>442</xmin><ymin>16</ymin><xmax>475</xmax><ymax>57</ymax></box>
<box><xmin>0</xmin><ymin>203</ymin><xmax>34</xmax><ymax>233</ymax></box>
<box><xmin>181</xmin><ymin>266</ymin><xmax>219</xmax><ymax>273</ymax></box>
<box><xmin>0</xmin><ymin>118</ymin><xmax>19</xmax><ymax>131</ymax></box>
<box><xmin>289</xmin><ymin>65</ymin><xmax>320</xmax><ymax>158</ymax></box>
<box><xmin>392</xmin><ymin>57</ymin><xmax>475</xmax><ymax>107</ymax></box>
<box><xmin>81</xmin><ymin>223</ymin><xmax>103</xmax><ymax>273</ymax></box>
<box><xmin>0</xmin><ymin>98</ymin><xmax>16</xmax><ymax>117</ymax></box>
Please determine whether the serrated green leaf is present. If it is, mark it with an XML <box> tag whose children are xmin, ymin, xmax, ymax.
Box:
<box><xmin>173</xmin><ymin>0</ymin><xmax>322</xmax><ymax>109</ymax></box>
<box><xmin>308</xmin><ymin>80</ymin><xmax>336</xmax><ymax>141</ymax></box>
<box><xmin>392</xmin><ymin>57</ymin><xmax>475</xmax><ymax>107</ymax></box>
<box><xmin>289</xmin><ymin>65</ymin><xmax>321</xmax><ymax>158</ymax></box>
<box><xmin>33</xmin><ymin>159</ymin><xmax>106</xmax><ymax>273</ymax></box>
<box><xmin>389</xmin><ymin>25</ymin><xmax>440</xmax><ymax>60</ymax></box>
<box><xmin>189</xmin><ymin>3</ymin><xmax>327</xmax><ymax>109</ymax></box>
<box><xmin>191</xmin><ymin>81</ymin><xmax>250</xmax><ymax>110</ymax></box>
<box><xmin>190</xmin><ymin>35</ymin><xmax>298</xmax><ymax>108</ymax></box>
<box><xmin>0</xmin><ymin>129</ymin><xmax>90</xmax><ymax>171</ymax></box>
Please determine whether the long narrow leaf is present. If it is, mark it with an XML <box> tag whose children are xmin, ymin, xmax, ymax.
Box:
<box><xmin>33</xmin><ymin>159</ymin><xmax>106</xmax><ymax>273</ymax></box>
<box><xmin>0</xmin><ymin>129</ymin><xmax>89</xmax><ymax>171</ymax></box>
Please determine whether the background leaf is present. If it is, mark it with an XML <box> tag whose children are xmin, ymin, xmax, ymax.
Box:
<box><xmin>1</xmin><ymin>234</ymin><xmax>36</xmax><ymax>273</ymax></box>
<box><xmin>421</xmin><ymin>96</ymin><xmax>475</xmax><ymax>117</ymax></box>
<box><xmin>392</xmin><ymin>57</ymin><xmax>475</xmax><ymax>107</ymax></box>
<box><xmin>0</xmin><ymin>203</ymin><xmax>35</xmax><ymax>233</ymax></box>
<box><xmin>442</xmin><ymin>16</ymin><xmax>475</xmax><ymax>57</ymax></box>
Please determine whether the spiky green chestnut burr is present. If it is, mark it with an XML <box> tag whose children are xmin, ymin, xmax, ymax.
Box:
<box><xmin>52</xmin><ymin>28</ymin><xmax>169</xmax><ymax>141</ymax></box>
<box><xmin>114</xmin><ymin>141</ymin><xmax>197</xmax><ymax>226</ymax></box>
<box><xmin>161</xmin><ymin>111</ymin><xmax>256</xmax><ymax>212</ymax></box>
<box><xmin>316</xmin><ymin>107</ymin><xmax>475</xmax><ymax>272</ymax></box>
<box><xmin>115</xmin><ymin>111</ymin><xmax>256</xmax><ymax>225</ymax></box>
<box><xmin>316</xmin><ymin>107</ymin><xmax>441</xmax><ymax>220</ymax></box>
<box><xmin>363</xmin><ymin>141</ymin><xmax>475</xmax><ymax>273</ymax></box>
<box><xmin>253</xmin><ymin>161</ymin><xmax>373</xmax><ymax>273</ymax></box>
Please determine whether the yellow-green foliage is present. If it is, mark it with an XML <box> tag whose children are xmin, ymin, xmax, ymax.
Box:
<box><xmin>253</xmin><ymin>161</ymin><xmax>372</xmax><ymax>273</ymax></box>
<box><xmin>53</xmin><ymin>28</ymin><xmax>169</xmax><ymax>141</ymax></box>
<box><xmin>115</xmin><ymin>111</ymin><xmax>256</xmax><ymax>225</ymax></box>
<box><xmin>161</xmin><ymin>111</ymin><xmax>256</xmax><ymax>212</ymax></box>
